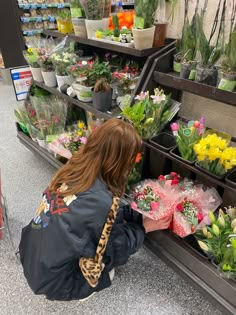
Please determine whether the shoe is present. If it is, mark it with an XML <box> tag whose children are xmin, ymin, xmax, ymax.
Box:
<box><xmin>109</xmin><ymin>268</ymin><xmax>115</xmax><ymax>281</ymax></box>
<box><xmin>79</xmin><ymin>292</ymin><xmax>96</xmax><ymax>303</ymax></box>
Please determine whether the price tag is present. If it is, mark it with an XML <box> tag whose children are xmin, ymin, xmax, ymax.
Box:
<box><xmin>36</xmin><ymin>17</ymin><xmax>42</xmax><ymax>23</ymax></box>
<box><xmin>41</xmin><ymin>4</ymin><xmax>48</xmax><ymax>9</ymax></box>
<box><xmin>24</xmin><ymin>4</ymin><xmax>30</xmax><ymax>9</ymax></box>
<box><xmin>31</xmin><ymin>4</ymin><xmax>38</xmax><ymax>9</ymax></box>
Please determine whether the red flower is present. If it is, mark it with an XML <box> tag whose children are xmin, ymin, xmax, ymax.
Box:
<box><xmin>176</xmin><ymin>203</ymin><xmax>184</xmax><ymax>212</ymax></box>
<box><xmin>191</xmin><ymin>226</ymin><xmax>195</xmax><ymax>233</ymax></box>
<box><xmin>197</xmin><ymin>212</ymin><xmax>204</xmax><ymax>223</ymax></box>
<box><xmin>171</xmin><ymin>178</ymin><xmax>179</xmax><ymax>185</ymax></box>
<box><xmin>170</xmin><ymin>172</ymin><xmax>177</xmax><ymax>177</ymax></box>
<box><xmin>158</xmin><ymin>175</ymin><xmax>165</xmax><ymax>181</ymax></box>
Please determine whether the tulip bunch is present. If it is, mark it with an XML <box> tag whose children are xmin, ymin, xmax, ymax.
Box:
<box><xmin>196</xmin><ymin>207</ymin><xmax>236</xmax><ymax>278</ymax></box>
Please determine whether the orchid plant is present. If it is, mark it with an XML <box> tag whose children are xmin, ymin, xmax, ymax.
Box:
<box><xmin>122</xmin><ymin>88</ymin><xmax>172</xmax><ymax>139</ymax></box>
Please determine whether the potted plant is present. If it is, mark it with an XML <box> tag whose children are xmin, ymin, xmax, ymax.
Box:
<box><xmin>218</xmin><ymin>26</ymin><xmax>236</xmax><ymax>92</ymax></box>
<box><xmin>51</xmin><ymin>45</ymin><xmax>78</xmax><ymax>89</ymax></box>
<box><xmin>71</xmin><ymin>0</ymin><xmax>87</xmax><ymax>38</ymax></box>
<box><xmin>196</xmin><ymin>207</ymin><xmax>236</xmax><ymax>279</ymax></box>
<box><xmin>57</xmin><ymin>9</ymin><xmax>73</xmax><ymax>34</ymax></box>
<box><xmin>23</xmin><ymin>48</ymin><xmax>44</xmax><ymax>82</ymax></box>
<box><xmin>122</xmin><ymin>88</ymin><xmax>174</xmax><ymax>140</ymax></box>
<box><xmin>170</xmin><ymin>118</ymin><xmax>205</xmax><ymax>164</ymax></box>
<box><xmin>194</xmin><ymin>2</ymin><xmax>223</xmax><ymax>86</ymax></box>
<box><xmin>93</xmin><ymin>78</ymin><xmax>112</xmax><ymax>112</ymax></box>
<box><xmin>80</xmin><ymin>0</ymin><xmax>105</xmax><ymax>39</ymax></box>
<box><xmin>133</xmin><ymin>0</ymin><xmax>159</xmax><ymax>49</ymax></box>
<box><xmin>194</xmin><ymin>132</ymin><xmax>236</xmax><ymax>179</ymax></box>
<box><xmin>39</xmin><ymin>54</ymin><xmax>57</xmax><ymax>87</ymax></box>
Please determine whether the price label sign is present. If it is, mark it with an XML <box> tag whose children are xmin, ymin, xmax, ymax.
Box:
<box><xmin>42</xmin><ymin>4</ymin><xmax>48</xmax><ymax>9</ymax></box>
<box><xmin>10</xmin><ymin>67</ymin><xmax>32</xmax><ymax>101</ymax></box>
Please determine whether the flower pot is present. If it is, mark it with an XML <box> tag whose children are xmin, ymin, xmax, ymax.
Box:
<box><xmin>92</xmin><ymin>89</ymin><xmax>112</xmax><ymax>112</ymax></box>
<box><xmin>56</xmin><ymin>75</ymin><xmax>70</xmax><ymax>89</ymax></box>
<box><xmin>103</xmin><ymin>17</ymin><xmax>110</xmax><ymax>29</ymax></box>
<box><xmin>132</xmin><ymin>26</ymin><xmax>155</xmax><ymax>50</ymax></box>
<box><xmin>72</xmin><ymin>82</ymin><xmax>93</xmax><ymax>102</ymax></box>
<box><xmin>173</xmin><ymin>61</ymin><xmax>181</xmax><ymax>73</ymax></box>
<box><xmin>85</xmin><ymin>19</ymin><xmax>104</xmax><ymax>39</ymax></box>
<box><xmin>57</xmin><ymin>19</ymin><xmax>62</xmax><ymax>32</ymax></box>
<box><xmin>42</xmin><ymin>71</ymin><xmax>57</xmax><ymax>87</ymax></box>
<box><xmin>149</xmin><ymin>132</ymin><xmax>176</xmax><ymax>152</ymax></box>
<box><xmin>153</xmin><ymin>23</ymin><xmax>168</xmax><ymax>48</ymax></box>
<box><xmin>195</xmin><ymin>65</ymin><xmax>218</xmax><ymax>86</ymax></box>
<box><xmin>30</xmin><ymin>66</ymin><xmax>43</xmax><ymax>82</ymax></box>
<box><xmin>180</xmin><ymin>63</ymin><xmax>192</xmax><ymax>79</ymax></box>
<box><xmin>170</xmin><ymin>147</ymin><xmax>196</xmax><ymax>165</ymax></box>
<box><xmin>59</xmin><ymin>20</ymin><xmax>73</xmax><ymax>34</ymax></box>
<box><xmin>225</xmin><ymin>169</ymin><xmax>236</xmax><ymax>188</ymax></box>
<box><xmin>37</xmin><ymin>139</ymin><xmax>47</xmax><ymax>149</ymax></box>
<box><xmin>218</xmin><ymin>72</ymin><xmax>236</xmax><ymax>92</ymax></box>
<box><xmin>72</xmin><ymin>18</ymin><xmax>87</xmax><ymax>38</ymax></box>
<box><xmin>195</xmin><ymin>161</ymin><xmax>227</xmax><ymax>180</ymax></box>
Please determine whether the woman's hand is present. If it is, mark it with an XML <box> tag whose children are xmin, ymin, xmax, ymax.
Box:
<box><xmin>143</xmin><ymin>216</ymin><xmax>172</xmax><ymax>233</ymax></box>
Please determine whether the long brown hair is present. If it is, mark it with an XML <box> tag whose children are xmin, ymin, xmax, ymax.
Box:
<box><xmin>49</xmin><ymin>118</ymin><xmax>142</xmax><ymax>197</ymax></box>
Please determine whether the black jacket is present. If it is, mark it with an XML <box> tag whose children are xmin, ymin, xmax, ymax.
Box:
<box><xmin>19</xmin><ymin>179</ymin><xmax>145</xmax><ymax>301</ymax></box>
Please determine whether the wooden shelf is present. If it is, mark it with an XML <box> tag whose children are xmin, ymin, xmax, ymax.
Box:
<box><xmin>144</xmin><ymin>141</ymin><xmax>236</xmax><ymax>192</ymax></box>
<box><xmin>43</xmin><ymin>30</ymin><xmax>172</xmax><ymax>57</ymax></box>
<box><xmin>34</xmin><ymin>81</ymin><xmax>121</xmax><ymax>120</ymax></box>
<box><xmin>153</xmin><ymin>71</ymin><xmax>236</xmax><ymax>107</ymax></box>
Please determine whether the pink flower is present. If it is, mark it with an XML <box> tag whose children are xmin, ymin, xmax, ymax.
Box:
<box><xmin>176</xmin><ymin>203</ymin><xmax>184</xmax><ymax>212</ymax></box>
<box><xmin>171</xmin><ymin>123</ymin><xmax>179</xmax><ymax>132</ymax></box>
<box><xmin>150</xmin><ymin>201</ymin><xmax>160</xmax><ymax>211</ymax></box>
<box><xmin>131</xmin><ymin>202</ymin><xmax>138</xmax><ymax>210</ymax></box>
<box><xmin>80</xmin><ymin>137</ymin><xmax>87</xmax><ymax>144</ymax></box>
<box><xmin>158</xmin><ymin>175</ymin><xmax>165</xmax><ymax>181</ymax></box>
<box><xmin>135</xmin><ymin>91</ymin><xmax>149</xmax><ymax>101</ymax></box>
<box><xmin>197</xmin><ymin>212</ymin><xmax>204</xmax><ymax>223</ymax></box>
<box><xmin>170</xmin><ymin>172</ymin><xmax>177</xmax><ymax>177</ymax></box>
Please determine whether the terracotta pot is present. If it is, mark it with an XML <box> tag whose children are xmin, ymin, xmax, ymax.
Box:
<box><xmin>153</xmin><ymin>23</ymin><xmax>168</xmax><ymax>48</ymax></box>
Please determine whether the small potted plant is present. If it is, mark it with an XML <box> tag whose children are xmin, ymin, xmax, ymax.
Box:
<box><xmin>80</xmin><ymin>0</ymin><xmax>105</xmax><ymax>39</ymax></box>
<box><xmin>218</xmin><ymin>26</ymin><xmax>236</xmax><ymax>92</ymax></box>
<box><xmin>57</xmin><ymin>9</ymin><xmax>73</xmax><ymax>34</ymax></box>
<box><xmin>93</xmin><ymin>78</ymin><xmax>112</xmax><ymax>112</ymax></box>
<box><xmin>23</xmin><ymin>48</ymin><xmax>44</xmax><ymax>82</ymax></box>
<box><xmin>39</xmin><ymin>54</ymin><xmax>57</xmax><ymax>87</ymax></box>
<box><xmin>51</xmin><ymin>45</ymin><xmax>78</xmax><ymax>89</ymax></box>
<box><xmin>71</xmin><ymin>0</ymin><xmax>87</xmax><ymax>38</ymax></box>
<box><xmin>133</xmin><ymin>0</ymin><xmax>159</xmax><ymax>50</ymax></box>
<box><xmin>122</xmin><ymin>88</ymin><xmax>175</xmax><ymax>140</ymax></box>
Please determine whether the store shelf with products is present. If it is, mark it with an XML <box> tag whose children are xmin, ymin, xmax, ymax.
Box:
<box><xmin>43</xmin><ymin>30</ymin><xmax>174</xmax><ymax>57</ymax></box>
<box><xmin>18</xmin><ymin>3</ymin><xmax>70</xmax><ymax>10</ymax></box>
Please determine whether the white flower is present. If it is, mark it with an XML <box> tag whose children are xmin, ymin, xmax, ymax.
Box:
<box><xmin>151</xmin><ymin>88</ymin><xmax>166</xmax><ymax>104</ymax></box>
<box><xmin>82</xmin><ymin>61</ymin><xmax>88</xmax><ymax>66</ymax></box>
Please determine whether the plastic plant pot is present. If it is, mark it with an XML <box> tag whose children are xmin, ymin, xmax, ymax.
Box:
<box><xmin>92</xmin><ymin>89</ymin><xmax>112</xmax><ymax>112</ymax></box>
<box><xmin>180</xmin><ymin>63</ymin><xmax>192</xmax><ymax>79</ymax></box>
<box><xmin>195</xmin><ymin>65</ymin><xmax>218</xmax><ymax>86</ymax></box>
<box><xmin>225</xmin><ymin>169</ymin><xmax>236</xmax><ymax>189</ymax></box>
<box><xmin>149</xmin><ymin>132</ymin><xmax>176</xmax><ymax>152</ymax></box>
<box><xmin>170</xmin><ymin>147</ymin><xmax>196</xmax><ymax>165</ymax></box>
<box><xmin>195</xmin><ymin>161</ymin><xmax>227</xmax><ymax>180</ymax></box>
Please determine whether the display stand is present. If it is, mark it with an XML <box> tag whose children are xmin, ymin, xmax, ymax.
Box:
<box><xmin>15</xmin><ymin>34</ymin><xmax>236</xmax><ymax>314</ymax></box>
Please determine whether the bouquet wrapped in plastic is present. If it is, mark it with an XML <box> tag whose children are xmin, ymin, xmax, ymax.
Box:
<box><xmin>130</xmin><ymin>173</ymin><xmax>181</xmax><ymax>220</ymax></box>
<box><xmin>171</xmin><ymin>185</ymin><xmax>222</xmax><ymax>237</ymax></box>
<box><xmin>130</xmin><ymin>172</ymin><xmax>222</xmax><ymax>237</ymax></box>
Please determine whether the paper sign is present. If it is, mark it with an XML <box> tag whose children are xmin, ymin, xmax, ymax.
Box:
<box><xmin>11</xmin><ymin>67</ymin><xmax>32</xmax><ymax>101</ymax></box>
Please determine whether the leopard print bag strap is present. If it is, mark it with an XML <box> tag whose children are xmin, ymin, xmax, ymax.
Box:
<box><xmin>79</xmin><ymin>196</ymin><xmax>120</xmax><ymax>288</ymax></box>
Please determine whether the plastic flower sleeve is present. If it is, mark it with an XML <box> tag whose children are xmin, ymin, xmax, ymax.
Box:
<box><xmin>130</xmin><ymin>179</ymin><xmax>180</xmax><ymax>221</ymax></box>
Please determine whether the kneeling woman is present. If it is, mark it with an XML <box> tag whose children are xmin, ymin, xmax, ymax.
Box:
<box><xmin>19</xmin><ymin>119</ymin><xmax>170</xmax><ymax>301</ymax></box>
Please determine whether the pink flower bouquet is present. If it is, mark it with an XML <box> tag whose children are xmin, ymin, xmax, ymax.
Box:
<box><xmin>171</xmin><ymin>186</ymin><xmax>222</xmax><ymax>237</ymax></box>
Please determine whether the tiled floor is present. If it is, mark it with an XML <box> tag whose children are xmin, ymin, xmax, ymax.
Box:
<box><xmin>0</xmin><ymin>82</ymin><xmax>222</xmax><ymax>315</ymax></box>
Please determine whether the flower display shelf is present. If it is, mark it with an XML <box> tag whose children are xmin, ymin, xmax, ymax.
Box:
<box><xmin>43</xmin><ymin>30</ymin><xmax>175</xmax><ymax>58</ymax></box>
<box><xmin>34</xmin><ymin>81</ymin><xmax>120</xmax><ymax>120</ymax></box>
<box><xmin>138</xmin><ymin>45</ymin><xmax>236</xmax><ymax>314</ymax></box>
